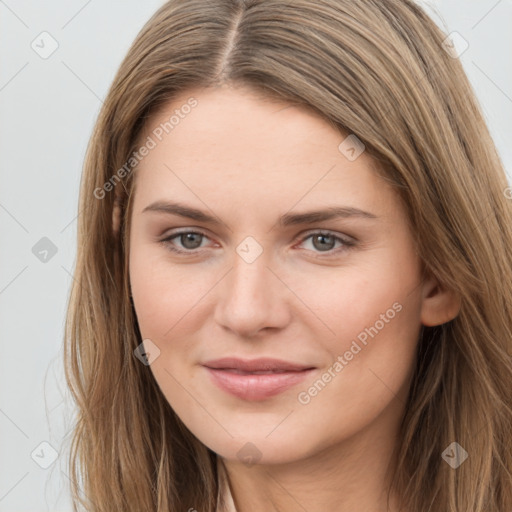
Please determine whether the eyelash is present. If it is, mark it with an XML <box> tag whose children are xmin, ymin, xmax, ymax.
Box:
<box><xmin>159</xmin><ymin>229</ymin><xmax>356</xmax><ymax>258</ymax></box>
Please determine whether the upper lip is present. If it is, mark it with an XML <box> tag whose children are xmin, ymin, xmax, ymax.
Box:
<box><xmin>202</xmin><ymin>357</ymin><xmax>315</xmax><ymax>372</ymax></box>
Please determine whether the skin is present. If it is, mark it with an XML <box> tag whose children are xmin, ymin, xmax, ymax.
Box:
<box><xmin>126</xmin><ymin>83</ymin><xmax>460</xmax><ymax>512</ymax></box>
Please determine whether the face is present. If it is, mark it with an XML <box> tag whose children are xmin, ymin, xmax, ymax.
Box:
<box><xmin>128</xmin><ymin>84</ymin><xmax>429</xmax><ymax>465</ymax></box>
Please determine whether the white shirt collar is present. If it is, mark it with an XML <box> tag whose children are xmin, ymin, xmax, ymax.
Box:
<box><xmin>216</xmin><ymin>455</ymin><xmax>238</xmax><ymax>511</ymax></box>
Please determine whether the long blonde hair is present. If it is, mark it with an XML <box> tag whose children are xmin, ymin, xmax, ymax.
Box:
<box><xmin>63</xmin><ymin>0</ymin><xmax>512</xmax><ymax>510</ymax></box>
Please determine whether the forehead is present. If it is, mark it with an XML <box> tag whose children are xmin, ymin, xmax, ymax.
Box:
<box><xmin>132</xmin><ymin>85</ymin><xmax>397</xmax><ymax>219</ymax></box>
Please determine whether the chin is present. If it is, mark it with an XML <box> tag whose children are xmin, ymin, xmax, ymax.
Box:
<box><xmin>191</xmin><ymin>424</ymin><xmax>320</xmax><ymax>466</ymax></box>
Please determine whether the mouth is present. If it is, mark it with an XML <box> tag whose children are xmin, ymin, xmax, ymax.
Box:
<box><xmin>202</xmin><ymin>357</ymin><xmax>315</xmax><ymax>372</ymax></box>
<box><xmin>202</xmin><ymin>357</ymin><xmax>316</xmax><ymax>401</ymax></box>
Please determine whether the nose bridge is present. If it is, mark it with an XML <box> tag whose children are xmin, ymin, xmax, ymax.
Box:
<box><xmin>214</xmin><ymin>237</ymin><xmax>289</xmax><ymax>335</ymax></box>
<box><xmin>228</xmin><ymin>239</ymin><xmax>274</xmax><ymax>305</ymax></box>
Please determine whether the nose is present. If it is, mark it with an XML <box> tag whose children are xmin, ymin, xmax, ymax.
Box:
<box><xmin>213</xmin><ymin>247</ymin><xmax>291</xmax><ymax>338</ymax></box>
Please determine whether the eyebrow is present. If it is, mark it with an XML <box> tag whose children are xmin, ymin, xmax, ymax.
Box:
<box><xmin>142</xmin><ymin>200</ymin><xmax>378</xmax><ymax>227</ymax></box>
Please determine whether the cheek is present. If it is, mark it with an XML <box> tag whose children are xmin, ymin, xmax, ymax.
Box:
<box><xmin>291</xmin><ymin>267</ymin><xmax>422</xmax><ymax>440</ymax></box>
<box><xmin>129</xmin><ymin>245</ymin><xmax>212</xmax><ymax>340</ymax></box>
<box><xmin>288</xmin><ymin>252</ymin><xmax>422</xmax><ymax>410</ymax></box>
<box><xmin>129</xmin><ymin>250</ymin><xmax>213</xmax><ymax>416</ymax></box>
<box><xmin>284</xmin><ymin>253</ymin><xmax>420</xmax><ymax>350</ymax></box>
<box><xmin>294</xmin><ymin>299</ymin><xmax>420</xmax><ymax>452</ymax></box>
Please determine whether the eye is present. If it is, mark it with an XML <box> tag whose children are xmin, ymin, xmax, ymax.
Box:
<box><xmin>295</xmin><ymin>231</ymin><xmax>356</xmax><ymax>256</ymax></box>
<box><xmin>160</xmin><ymin>230</ymin><xmax>212</xmax><ymax>254</ymax></box>
<box><xmin>159</xmin><ymin>229</ymin><xmax>356</xmax><ymax>257</ymax></box>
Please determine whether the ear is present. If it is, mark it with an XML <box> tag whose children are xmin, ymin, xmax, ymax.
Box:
<box><xmin>112</xmin><ymin>193</ymin><xmax>122</xmax><ymax>237</ymax></box>
<box><xmin>420</xmin><ymin>273</ymin><xmax>461</xmax><ymax>326</ymax></box>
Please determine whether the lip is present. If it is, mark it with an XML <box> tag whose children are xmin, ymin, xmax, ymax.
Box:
<box><xmin>203</xmin><ymin>357</ymin><xmax>315</xmax><ymax>372</ymax></box>
<box><xmin>202</xmin><ymin>357</ymin><xmax>316</xmax><ymax>401</ymax></box>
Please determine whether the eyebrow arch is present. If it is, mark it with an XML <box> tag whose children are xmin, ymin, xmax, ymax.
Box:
<box><xmin>142</xmin><ymin>200</ymin><xmax>378</xmax><ymax>228</ymax></box>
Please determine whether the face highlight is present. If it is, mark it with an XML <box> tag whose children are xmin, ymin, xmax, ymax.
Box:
<box><xmin>128</xmin><ymin>84</ymin><xmax>430</xmax><ymax>466</ymax></box>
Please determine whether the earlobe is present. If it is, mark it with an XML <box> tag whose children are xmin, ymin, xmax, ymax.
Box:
<box><xmin>420</xmin><ymin>275</ymin><xmax>461</xmax><ymax>327</ymax></box>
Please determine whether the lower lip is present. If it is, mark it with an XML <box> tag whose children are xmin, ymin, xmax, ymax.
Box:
<box><xmin>203</xmin><ymin>366</ymin><xmax>315</xmax><ymax>401</ymax></box>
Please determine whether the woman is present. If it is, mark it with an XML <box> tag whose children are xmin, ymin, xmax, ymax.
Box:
<box><xmin>63</xmin><ymin>0</ymin><xmax>512</xmax><ymax>510</ymax></box>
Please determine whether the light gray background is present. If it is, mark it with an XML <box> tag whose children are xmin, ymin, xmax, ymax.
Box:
<box><xmin>0</xmin><ymin>1</ymin><xmax>511</xmax><ymax>510</ymax></box>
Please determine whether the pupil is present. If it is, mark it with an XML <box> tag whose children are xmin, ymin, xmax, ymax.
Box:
<box><xmin>313</xmin><ymin>234</ymin><xmax>334</xmax><ymax>251</ymax></box>
<box><xmin>182</xmin><ymin>233</ymin><xmax>202</xmax><ymax>249</ymax></box>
